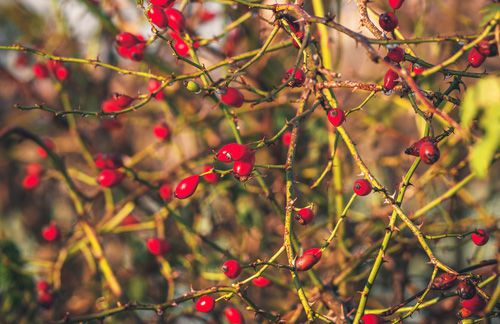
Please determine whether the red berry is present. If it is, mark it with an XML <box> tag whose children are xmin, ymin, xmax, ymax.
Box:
<box><xmin>54</xmin><ymin>65</ymin><xmax>70</xmax><ymax>81</ymax></box>
<box><xmin>411</xmin><ymin>63</ymin><xmax>425</xmax><ymax>75</ymax></box>
<box><xmin>296</xmin><ymin>207</ymin><xmax>314</xmax><ymax>225</ymax></box>
<box><xmin>383</xmin><ymin>69</ymin><xmax>399</xmax><ymax>90</ymax></box>
<box><xmin>37</xmin><ymin>280</ymin><xmax>50</xmax><ymax>293</ymax></box>
<box><xmin>202</xmin><ymin>165</ymin><xmax>218</xmax><ymax>184</ymax></box>
<box><xmin>26</xmin><ymin>163</ymin><xmax>43</xmax><ymax>175</ymax></box>
<box><xmin>222</xmin><ymin>259</ymin><xmax>242</xmax><ymax>279</ymax></box>
<box><xmin>153</xmin><ymin>122</ymin><xmax>171</xmax><ymax>140</ymax></box>
<box><xmin>477</xmin><ymin>38</ymin><xmax>498</xmax><ymax>57</ymax></box>
<box><xmin>233</xmin><ymin>151</ymin><xmax>255</xmax><ymax>178</ymax></box>
<box><xmin>159</xmin><ymin>183</ymin><xmax>173</xmax><ymax>201</ymax></box>
<box><xmin>386</xmin><ymin>46</ymin><xmax>405</xmax><ymax>63</ymax></box>
<box><xmin>115</xmin><ymin>32</ymin><xmax>141</xmax><ymax>47</ymax></box>
<box><xmin>195</xmin><ymin>295</ymin><xmax>215</xmax><ymax>313</ymax></box>
<box><xmin>146</xmin><ymin>237</ymin><xmax>171</xmax><ymax>256</ymax></box>
<box><xmin>418</xmin><ymin>141</ymin><xmax>440</xmax><ymax>165</ymax></box>
<box><xmin>295</xmin><ymin>248</ymin><xmax>322</xmax><ymax>271</ymax></box>
<box><xmin>282</xmin><ymin>131</ymin><xmax>292</xmax><ymax>146</ymax></box>
<box><xmin>361</xmin><ymin>314</ymin><xmax>383</xmax><ymax>324</ymax></box>
<box><xmin>283</xmin><ymin>67</ymin><xmax>306</xmax><ymax>87</ymax></box>
<box><xmin>471</xmin><ymin>229</ymin><xmax>489</xmax><ymax>246</ymax></box>
<box><xmin>458</xmin><ymin>307</ymin><xmax>473</xmax><ymax>319</ymax></box>
<box><xmin>174</xmin><ymin>39</ymin><xmax>189</xmax><ymax>57</ymax></box>
<box><xmin>22</xmin><ymin>174</ymin><xmax>41</xmax><ymax>190</ymax></box>
<box><xmin>431</xmin><ymin>272</ymin><xmax>458</xmax><ymax>290</ymax></box>
<box><xmin>216</xmin><ymin>143</ymin><xmax>249</xmax><ymax>162</ymax></box>
<box><xmin>457</xmin><ymin>280</ymin><xmax>476</xmax><ymax>300</ymax></box>
<box><xmin>148</xmin><ymin>6</ymin><xmax>169</xmax><ymax>28</ymax></box>
<box><xmin>93</xmin><ymin>153</ymin><xmax>123</xmax><ymax>169</ymax></box>
<box><xmin>303</xmin><ymin>247</ymin><xmax>322</xmax><ymax>259</ymax></box>
<box><xmin>121</xmin><ymin>214</ymin><xmax>139</xmax><ymax>226</ymax></box>
<box><xmin>292</xmin><ymin>31</ymin><xmax>304</xmax><ymax>48</ymax></box>
<box><xmin>97</xmin><ymin>169</ymin><xmax>124</xmax><ymax>187</ymax></box>
<box><xmin>468</xmin><ymin>47</ymin><xmax>486</xmax><ymax>68</ymax></box>
<box><xmin>252</xmin><ymin>276</ymin><xmax>272</xmax><ymax>287</ymax></box>
<box><xmin>38</xmin><ymin>291</ymin><xmax>54</xmax><ymax>308</ymax></box>
<box><xmin>101</xmin><ymin>98</ymin><xmax>121</xmax><ymax>113</ymax></box>
<box><xmin>37</xmin><ymin>138</ymin><xmax>55</xmax><ymax>158</ymax></box>
<box><xmin>388</xmin><ymin>0</ymin><xmax>404</xmax><ymax>10</ymax></box>
<box><xmin>327</xmin><ymin>108</ymin><xmax>345</xmax><ymax>127</ymax></box>
<box><xmin>353</xmin><ymin>179</ymin><xmax>372</xmax><ymax>196</ymax></box>
<box><xmin>224</xmin><ymin>307</ymin><xmax>244</xmax><ymax>324</ymax></box>
<box><xmin>41</xmin><ymin>222</ymin><xmax>61</xmax><ymax>242</ymax></box>
<box><xmin>404</xmin><ymin>136</ymin><xmax>432</xmax><ymax>157</ymax></box>
<box><xmin>33</xmin><ymin>63</ymin><xmax>49</xmax><ymax>79</ymax></box>
<box><xmin>220</xmin><ymin>87</ymin><xmax>244</xmax><ymax>108</ymax></box>
<box><xmin>113</xmin><ymin>93</ymin><xmax>134</xmax><ymax>107</ymax></box>
<box><xmin>148</xmin><ymin>80</ymin><xmax>165</xmax><ymax>100</ymax></box>
<box><xmin>174</xmin><ymin>175</ymin><xmax>200</xmax><ymax>199</ymax></box>
<box><xmin>200</xmin><ymin>10</ymin><xmax>216</xmax><ymax>23</ymax></box>
<box><xmin>379</xmin><ymin>12</ymin><xmax>398</xmax><ymax>32</ymax></box>
<box><xmin>151</xmin><ymin>0</ymin><xmax>174</xmax><ymax>7</ymax></box>
<box><xmin>165</xmin><ymin>8</ymin><xmax>185</xmax><ymax>32</ymax></box>
<box><xmin>460</xmin><ymin>294</ymin><xmax>486</xmax><ymax>314</ymax></box>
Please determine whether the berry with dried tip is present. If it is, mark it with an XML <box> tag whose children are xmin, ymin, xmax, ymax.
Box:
<box><xmin>419</xmin><ymin>141</ymin><xmax>440</xmax><ymax>165</ymax></box>
<box><xmin>327</xmin><ymin>108</ymin><xmax>345</xmax><ymax>127</ymax></box>
<box><xmin>224</xmin><ymin>307</ymin><xmax>244</xmax><ymax>324</ymax></box>
<box><xmin>153</xmin><ymin>122</ymin><xmax>171</xmax><ymax>140</ymax></box>
<box><xmin>41</xmin><ymin>222</ymin><xmax>61</xmax><ymax>242</ymax></box>
<box><xmin>148</xmin><ymin>79</ymin><xmax>165</xmax><ymax>100</ymax></box>
<box><xmin>361</xmin><ymin>314</ymin><xmax>383</xmax><ymax>324</ymax></box>
<box><xmin>386</xmin><ymin>46</ymin><xmax>405</xmax><ymax>63</ymax></box>
<box><xmin>159</xmin><ymin>183</ymin><xmax>173</xmax><ymax>201</ymax></box>
<box><xmin>33</xmin><ymin>63</ymin><xmax>49</xmax><ymax>79</ymax></box>
<box><xmin>37</xmin><ymin>138</ymin><xmax>55</xmax><ymax>159</ymax></box>
<box><xmin>97</xmin><ymin>169</ymin><xmax>124</xmax><ymax>187</ymax></box>
<box><xmin>202</xmin><ymin>165</ymin><xmax>218</xmax><ymax>184</ymax></box>
<box><xmin>468</xmin><ymin>47</ymin><xmax>486</xmax><ymax>68</ymax></box>
<box><xmin>404</xmin><ymin>136</ymin><xmax>432</xmax><ymax>156</ymax></box>
<box><xmin>471</xmin><ymin>229</ymin><xmax>489</xmax><ymax>246</ymax></box>
<box><xmin>148</xmin><ymin>6</ymin><xmax>169</xmax><ymax>28</ymax></box>
<box><xmin>22</xmin><ymin>173</ymin><xmax>41</xmax><ymax>190</ymax></box>
<box><xmin>220</xmin><ymin>87</ymin><xmax>244</xmax><ymax>108</ymax></box>
<box><xmin>146</xmin><ymin>237</ymin><xmax>171</xmax><ymax>256</ymax></box>
<box><xmin>460</xmin><ymin>294</ymin><xmax>486</xmax><ymax>313</ymax></box>
<box><xmin>216</xmin><ymin>143</ymin><xmax>249</xmax><ymax>162</ymax></box>
<box><xmin>222</xmin><ymin>259</ymin><xmax>242</xmax><ymax>279</ymax></box>
<box><xmin>353</xmin><ymin>179</ymin><xmax>372</xmax><ymax>196</ymax></box>
<box><xmin>457</xmin><ymin>280</ymin><xmax>476</xmax><ymax>300</ymax></box>
<box><xmin>379</xmin><ymin>12</ymin><xmax>398</xmax><ymax>32</ymax></box>
<box><xmin>195</xmin><ymin>295</ymin><xmax>215</xmax><ymax>313</ymax></box>
<box><xmin>283</xmin><ymin>67</ymin><xmax>306</xmax><ymax>87</ymax></box>
<box><xmin>233</xmin><ymin>151</ymin><xmax>255</xmax><ymax>178</ymax></box>
<box><xmin>252</xmin><ymin>276</ymin><xmax>272</xmax><ymax>287</ymax></box>
<box><xmin>296</xmin><ymin>207</ymin><xmax>314</xmax><ymax>225</ymax></box>
<box><xmin>383</xmin><ymin>69</ymin><xmax>399</xmax><ymax>90</ymax></box>
<box><xmin>431</xmin><ymin>272</ymin><xmax>457</xmax><ymax>290</ymax></box>
<box><xmin>165</xmin><ymin>8</ymin><xmax>185</xmax><ymax>32</ymax></box>
<box><xmin>388</xmin><ymin>0</ymin><xmax>404</xmax><ymax>10</ymax></box>
<box><xmin>174</xmin><ymin>175</ymin><xmax>200</xmax><ymax>199</ymax></box>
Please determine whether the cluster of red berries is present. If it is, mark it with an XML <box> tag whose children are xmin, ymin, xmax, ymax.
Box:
<box><xmin>468</xmin><ymin>37</ymin><xmax>498</xmax><ymax>68</ymax></box>
<box><xmin>282</xmin><ymin>67</ymin><xmax>306</xmax><ymax>87</ymax></box>
<box><xmin>94</xmin><ymin>153</ymin><xmax>124</xmax><ymax>188</ymax></box>
<box><xmin>22</xmin><ymin>162</ymin><xmax>43</xmax><ymax>190</ymax></box>
<box><xmin>115</xmin><ymin>32</ymin><xmax>146</xmax><ymax>61</ymax></box>
<box><xmin>405</xmin><ymin>136</ymin><xmax>440</xmax><ymax>165</ymax></box>
<box><xmin>41</xmin><ymin>221</ymin><xmax>61</xmax><ymax>242</ymax></box>
<box><xmin>146</xmin><ymin>237</ymin><xmax>171</xmax><ymax>256</ymax></box>
<box><xmin>32</xmin><ymin>60</ymin><xmax>70</xmax><ymax>81</ymax></box>
<box><xmin>37</xmin><ymin>280</ymin><xmax>54</xmax><ymax>308</ymax></box>
<box><xmin>216</xmin><ymin>143</ymin><xmax>255</xmax><ymax>178</ymax></box>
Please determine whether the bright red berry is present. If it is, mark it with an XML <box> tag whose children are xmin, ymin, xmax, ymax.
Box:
<box><xmin>94</xmin><ymin>153</ymin><xmax>123</xmax><ymax>169</ymax></box>
<box><xmin>418</xmin><ymin>141</ymin><xmax>440</xmax><ymax>165</ymax></box>
<box><xmin>404</xmin><ymin>136</ymin><xmax>432</xmax><ymax>156</ymax></box>
<box><xmin>121</xmin><ymin>214</ymin><xmax>140</xmax><ymax>226</ymax></box>
<box><xmin>200</xmin><ymin>10</ymin><xmax>216</xmax><ymax>23</ymax></box>
<box><xmin>222</xmin><ymin>259</ymin><xmax>242</xmax><ymax>279</ymax></box>
<box><xmin>252</xmin><ymin>276</ymin><xmax>272</xmax><ymax>287</ymax></box>
<box><xmin>388</xmin><ymin>0</ymin><xmax>404</xmax><ymax>10</ymax></box>
<box><xmin>153</xmin><ymin>122</ymin><xmax>171</xmax><ymax>140</ymax></box>
<box><xmin>151</xmin><ymin>0</ymin><xmax>174</xmax><ymax>7</ymax></box>
<box><xmin>41</xmin><ymin>222</ymin><xmax>61</xmax><ymax>242</ymax></box>
<box><xmin>282</xmin><ymin>131</ymin><xmax>292</xmax><ymax>146</ymax></box>
<box><xmin>165</xmin><ymin>8</ymin><xmax>185</xmax><ymax>32</ymax></box>
<box><xmin>383</xmin><ymin>69</ymin><xmax>399</xmax><ymax>90</ymax></box>
<box><xmin>101</xmin><ymin>98</ymin><xmax>121</xmax><ymax>113</ymax></box>
<box><xmin>195</xmin><ymin>295</ymin><xmax>215</xmax><ymax>313</ymax></box>
<box><xmin>295</xmin><ymin>248</ymin><xmax>322</xmax><ymax>271</ymax></box>
<box><xmin>146</xmin><ymin>237</ymin><xmax>171</xmax><ymax>256</ymax></box>
<box><xmin>220</xmin><ymin>87</ymin><xmax>244</xmax><ymax>108</ymax></box>
<box><xmin>303</xmin><ymin>247</ymin><xmax>322</xmax><ymax>259</ymax></box>
<box><xmin>112</xmin><ymin>93</ymin><xmax>134</xmax><ymax>107</ymax></box>
<box><xmin>158</xmin><ymin>183</ymin><xmax>172</xmax><ymax>201</ymax></box>
<box><xmin>296</xmin><ymin>207</ymin><xmax>314</xmax><ymax>225</ymax></box>
<box><xmin>148</xmin><ymin>6</ymin><xmax>169</xmax><ymax>28</ymax></box>
<box><xmin>233</xmin><ymin>151</ymin><xmax>255</xmax><ymax>178</ymax></box>
<box><xmin>353</xmin><ymin>179</ymin><xmax>372</xmax><ymax>196</ymax></box>
<box><xmin>26</xmin><ymin>163</ymin><xmax>43</xmax><ymax>175</ymax></box>
<box><xmin>216</xmin><ymin>143</ymin><xmax>249</xmax><ymax>162</ymax></box>
<box><xmin>468</xmin><ymin>47</ymin><xmax>486</xmax><ymax>68</ymax></box>
<box><xmin>37</xmin><ymin>138</ymin><xmax>55</xmax><ymax>158</ymax></box>
<box><xmin>386</xmin><ymin>46</ymin><xmax>405</xmax><ymax>63</ymax></box>
<box><xmin>148</xmin><ymin>80</ymin><xmax>165</xmax><ymax>100</ymax></box>
<box><xmin>224</xmin><ymin>307</ymin><xmax>244</xmax><ymax>324</ymax></box>
<box><xmin>411</xmin><ymin>63</ymin><xmax>425</xmax><ymax>75</ymax></box>
<box><xmin>174</xmin><ymin>39</ymin><xmax>189</xmax><ymax>57</ymax></box>
<box><xmin>22</xmin><ymin>174</ymin><xmax>41</xmax><ymax>190</ymax></box>
<box><xmin>54</xmin><ymin>65</ymin><xmax>70</xmax><ymax>81</ymax></box>
<box><xmin>457</xmin><ymin>280</ymin><xmax>476</xmax><ymax>300</ymax></box>
<box><xmin>327</xmin><ymin>108</ymin><xmax>345</xmax><ymax>127</ymax></box>
<box><xmin>202</xmin><ymin>165</ymin><xmax>218</xmax><ymax>184</ymax></box>
<box><xmin>175</xmin><ymin>175</ymin><xmax>200</xmax><ymax>199</ymax></box>
<box><xmin>37</xmin><ymin>280</ymin><xmax>50</xmax><ymax>293</ymax></box>
<box><xmin>471</xmin><ymin>229</ymin><xmax>489</xmax><ymax>246</ymax></box>
<box><xmin>361</xmin><ymin>314</ymin><xmax>383</xmax><ymax>324</ymax></box>
<box><xmin>460</xmin><ymin>294</ymin><xmax>486</xmax><ymax>314</ymax></box>
<box><xmin>379</xmin><ymin>12</ymin><xmax>398</xmax><ymax>32</ymax></box>
<box><xmin>283</xmin><ymin>67</ymin><xmax>306</xmax><ymax>87</ymax></box>
<box><xmin>115</xmin><ymin>32</ymin><xmax>141</xmax><ymax>47</ymax></box>
<box><xmin>33</xmin><ymin>63</ymin><xmax>49</xmax><ymax>79</ymax></box>
<box><xmin>97</xmin><ymin>169</ymin><xmax>124</xmax><ymax>187</ymax></box>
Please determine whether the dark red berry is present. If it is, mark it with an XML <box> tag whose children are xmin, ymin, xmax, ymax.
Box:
<box><xmin>116</xmin><ymin>32</ymin><xmax>141</xmax><ymax>47</ymax></box>
<box><xmin>252</xmin><ymin>276</ymin><xmax>272</xmax><ymax>287</ymax></box>
<box><xmin>33</xmin><ymin>63</ymin><xmax>49</xmax><ymax>79</ymax></box>
<box><xmin>165</xmin><ymin>8</ymin><xmax>185</xmax><ymax>32</ymax></box>
<box><xmin>121</xmin><ymin>214</ymin><xmax>139</xmax><ymax>226</ymax></box>
<box><xmin>460</xmin><ymin>294</ymin><xmax>486</xmax><ymax>314</ymax></box>
<box><xmin>220</xmin><ymin>87</ymin><xmax>244</xmax><ymax>108</ymax></box>
<box><xmin>418</xmin><ymin>141</ymin><xmax>440</xmax><ymax>164</ymax></box>
<box><xmin>222</xmin><ymin>259</ymin><xmax>242</xmax><ymax>279</ymax></box>
<box><xmin>148</xmin><ymin>6</ymin><xmax>169</xmax><ymax>28</ymax></box>
<box><xmin>468</xmin><ymin>47</ymin><xmax>486</xmax><ymax>68</ymax></box>
<box><xmin>283</xmin><ymin>67</ymin><xmax>306</xmax><ymax>87</ymax></box>
<box><xmin>148</xmin><ymin>80</ymin><xmax>165</xmax><ymax>100</ymax></box>
<box><xmin>38</xmin><ymin>291</ymin><xmax>54</xmax><ymax>308</ymax></box>
<box><xmin>361</xmin><ymin>314</ymin><xmax>383</xmax><ymax>324</ymax></box>
<box><xmin>282</xmin><ymin>131</ymin><xmax>292</xmax><ymax>146</ymax></box>
<box><xmin>383</xmin><ymin>69</ymin><xmax>399</xmax><ymax>90</ymax></box>
<box><xmin>153</xmin><ymin>122</ymin><xmax>171</xmax><ymax>140</ymax></box>
<box><xmin>174</xmin><ymin>175</ymin><xmax>200</xmax><ymax>199</ymax></box>
<box><xmin>41</xmin><ymin>222</ymin><xmax>61</xmax><ymax>242</ymax></box>
<box><xmin>224</xmin><ymin>307</ymin><xmax>244</xmax><ymax>324</ymax></box>
<box><xmin>388</xmin><ymin>0</ymin><xmax>404</xmax><ymax>10</ymax></box>
<box><xmin>233</xmin><ymin>151</ymin><xmax>255</xmax><ymax>178</ymax></box>
<box><xmin>327</xmin><ymin>108</ymin><xmax>345</xmax><ymax>127</ymax></box>
<box><xmin>174</xmin><ymin>38</ymin><xmax>189</xmax><ymax>57</ymax></box>
<box><xmin>37</xmin><ymin>138</ymin><xmax>55</xmax><ymax>158</ymax></box>
<box><xmin>97</xmin><ymin>169</ymin><xmax>124</xmax><ymax>187</ymax></box>
<box><xmin>146</xmin><ymin>237</ymin><xmax>171</xmax><ymax>256</ymax></box>
<box><xmin>353</xmin><ymin>179</ymin><xmax>372</xmax><ymax>196</ymax></box>
<box><xmin>195</xmin><ymin>295</ymin><xmax>215</xmax><ymax>313</ymax></box>
<box><xmin>93</xmin><ymin>153</ymin><xmax>123</xmax><ymax>169</ymax></box>
<box><xmin>386</xmin><ymin>46</ymin><xmax>405</xmax><ymax>63</ymax></box>
<box><xmin>159</xmin><ymin>183</ymin><xmax>173</xmax><ymax>201</ymax></box>
<box><xmin>379</xmin><ymin>12</ymin><xmax>398</xmax><ymax>32</ymax></box>
<box><xmin>296</xmin><ymin>207</ymin><xmax>314</xmax><ymax>225</ymax></box>
<box><xmin>22</xmin><ymin>174</ymin><xmax>41</xmax><ymax>190</ymax></box>
<box><xmin>216</xmin><ymin>143</ymin><xmax>249</xmax><ymax>162</ymax></box>
<box><xmin>431</xmin><ymin>272</ymin><xmax>457</xmax><ymax>290</ymax></box>
<box><xmin>295</xmin><ymin>251</ymin><xmax>320</xmax><ymax>271</ymax></box>
<box><xmin>471</xmin><ymin>229</ymin><xmax>489</xmax><ymax>246</ymax></box>
<box><xmin>477</xmin><ymin>38</ymin><xmax>498</xmax><ymax>57</ymax></box>
<box><xmin>202</xmin><ymin>165</ymin><xmax>218</xmax><ymax>184</ymax></box>
<box><xmin>404</xmin><ymin>136</ymin><xmax>432</xmax><ymax>156</ymax></box>
<box><xmin>457</xmin><ymin>280</ymin><xmax>476</xmax><ymax>300</ymax></box>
